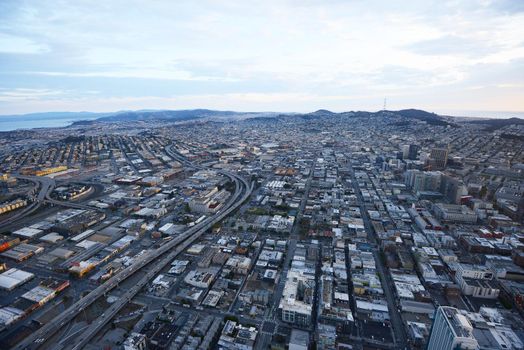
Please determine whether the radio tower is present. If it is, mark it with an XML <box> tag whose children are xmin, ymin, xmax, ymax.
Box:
<box><xmin>383</xmin><ymin>97</ymin><xmax>387</xmax><ymax>111</ymax></box>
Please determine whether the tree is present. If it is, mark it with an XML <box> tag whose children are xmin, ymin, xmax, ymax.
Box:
<box><xmin>479</xmin><ymin>186</ymin><xmax>487</xmax><ymax>198</ymax></box>
<box><xmin>224</xmin><ymin>315</ymin><xmax>239</xmax><ymax>323</ymax></box>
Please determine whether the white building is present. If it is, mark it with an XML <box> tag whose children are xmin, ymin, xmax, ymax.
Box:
<box><xmin>455</xmin><ymin>263</ymin><xmax>500</xmax><ymax>299</ymax></box>
<box><xmin>279</xmin><ymin>270</ymin><xmax>315</xmax><ymax>326</ymax></box>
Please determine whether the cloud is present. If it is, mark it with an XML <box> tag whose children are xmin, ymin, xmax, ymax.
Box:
<box><xmin>0</xmin><ymin>0</ymin><xmax>523</xmax><ymax>114</ymax></box>
<box><xmin>26</xmin><ymin>70</ymin><xmax>241</xmax><ymax>82</ymax></box>
<box><xmin>483</xmin><ymin>0</ymin><xmax>524</xmax><ymax>14</ymax></box>
<box><xmin>0</xmin><ymin>88</ymin><xmax>66</xmax><ymax>101</ymax></box>
<box><xmin>404</xmin><ymin>35</ymin><xmax>501</xmax><ymax>57</ymax></box>
<box><xmin>0</xmin><ymin>33</ymin><xmax>49</xmax><ymax>54</ymax></box>
<box><xmin>0</xmin><ymin>92</ymin><xmax>392</xmax><ymax>114</ymax></box>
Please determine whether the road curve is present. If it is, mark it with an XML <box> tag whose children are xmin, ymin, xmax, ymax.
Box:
<box><xmin>0</xmin><ymin>175</ymin><xmax>55</xmax><ymax>229</ymax></box>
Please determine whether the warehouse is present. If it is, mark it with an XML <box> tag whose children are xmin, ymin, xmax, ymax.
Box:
<box><xmin>184</xmin><ymin>267</ymin><xmax>219</xmax><ymax>288</ymax></box>
<box><xmin>0</xmin><ymin>268</ymin><xmax>34</xmax><ymax>290</ymax></box>
<box><xmin>22</xmin><ymin>285</ymin><xmax>56</xmax><ymax>304</ymax></box>
<box><xmin>49</xmin><ymin>247</ymin><xmax>75</xmax><ymax>259</ymax></box>
<box><xmin>12</xmin><ymin>227</ymin><xmax>43</xmax><ymax>239</ymax></box>
<box><xmin>52</xmin><ymin>210</ymin><xmax>106</xmax><ymax>236</ymax></box>
<box><xmin>0</xmin><ymin>243</ymin><xmax>44</xmax><ymax>261</ymax></box>
<box><xmin>39</xmin><ymin>232</ymin><xmax>64</xmax><ymax>243</ymax></box>
<box><xmin>88</xmin><ymin>232</ymin><xmax>114</xmax><ymax>244</ymax></box>
<box><xmin>70</xmin><ymin>229</ymin><xmax>96</xmax><ymax>242</ymax></box>
<box><xmin>187</xmin><ymin>244</ymin><xmax>206</xmax><ymax>255</ymax></box>
<box><xmin>0</xmin><ymin>307</ymin><xmax>24</xmax><ymax>327</ymax></box>
<box><xmin>75</xmin><ymin>239</ymin><xmax>98</xmax><ymax>249</ymax></box>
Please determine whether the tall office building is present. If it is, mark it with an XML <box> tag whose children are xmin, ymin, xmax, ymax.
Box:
<box><xmin>440</xmin><ymin>174</ymin><xmax>468</xmax><ymax>204</ymax></box>
<box><xmin>401</xmin><ymin>145</ymin><xmax>410</xmax><ymax>159</ymax></box>
<box><xmin>405</xmin><ymin>170</ymin><xmax>442</xmax><ymax>193</ymax></box>
<box><xmin>429</xmin><ymin>144</ymin><xmax>449</xmax><ymax>170</ymax></box>
<box><xmin>408</xmin><ymin>144</ymin><xmax>419</xmax><ymax>160</ymax></box>
<box><xmin>427</xmin><ymin>306</ymin><xmax>478</xmax><ymax>350</ymax></box>
<box><xmin>401</xmin><ymin>144</ymin><xmax>419</xmax><ymax>160</ymax></box>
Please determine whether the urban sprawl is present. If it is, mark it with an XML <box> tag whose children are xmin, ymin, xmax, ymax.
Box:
<box><xmin>0</xmin><ymin>110</ymin><xmax>524</xmax><ymax>350</ymax></box>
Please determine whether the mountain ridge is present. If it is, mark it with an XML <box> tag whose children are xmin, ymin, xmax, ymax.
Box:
<box><xmin>1</xmin><ymin>109</ymin><xmax>523</xmax><ymax>130</ymax></box>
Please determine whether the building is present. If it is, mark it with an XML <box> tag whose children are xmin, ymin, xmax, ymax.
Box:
<box><xmin>405</xmin><ymin>170</ymin><xmax>442</xmax><ymax>193</ymax></box>
<box><xmin>496</xmin><ymin>184</ymin><xmax>524</xmax><ymax>202</ymax></box>
<box><xmin>184</xmin><ymin>267</ymin><xmax>219</xmax><ymax>289</ymax></box>
<box><xmin>407</xmin><ymin>144</ymin><xmax>420</xmax><ymax>160</ymax></box>
<box><xmin>427</xmin><ymin>306</ymin><xmax>478</xmax><ymax>350</ymax></box>
<box><xmin>123</xmin><ymin>332</ymin><xmax>146</xmax><ymax>350</ymax></box>
<box><xmin>0</xmin><ymin>268</ymin><xmax>34</xmax><ymax>291</ymax></box>
<box><xmin>317</xmin><ymin>323</ymin><xmax>337</xmax><ymax>350</ymax></box>
<box><xmin>225</xmin><ymin>256</ymin><xmax>252</xmax><ymax>275</ymax></box>
<box><xmin>459</xmin><ymin>278</ymin><xmax>500</xmax><ymax>299</ymax></box>
<box><xmin>433</xmin><ymin>203</ymin><xmax>477</xmax><ymax>223</ymax></box>
<box><xmin>428</xmin><ymin>306</ymin><xmax>523</xmax><ymax>350</ymax></box>
<box><xmin>189</xmin><ymin>187</ymin><xmax>230</xmax><ymax>214</ymax></box>
<box><xmin>279</xmin><ymin>270</ymin><xmax>315</xmax><ymax>326</ymax></box>
<box><xmin>402</xmin><ymin>144</ymin><xmax>420</xmax><ymax>160</ymax></box>
<box><xmin>34</xmin><ymin>166</ymin><xmax>68</xmax><ymax>177</ymax></box>
<box><xmin>455</xmin><ymin>263</ymin><xmax>500</xmax><ymax>299</ymax></box>
<box><xmin>289</xmin><ymin>329</ymin><xmax>309</xmax><ymax>350</ymax></box>
<box><xmin>428</xmin><ymin>145</ymin><xmax>449</xmax><ymax>170</ymax></box>
<box><xmin>440</xmin><ymin>174</ymin><xmax>468</xmax><ymax>204</ymax></box>
<box><xmin>218</xmin><ymin>320</ymin><xmax>258</xmax><ymax>350</ymax></box>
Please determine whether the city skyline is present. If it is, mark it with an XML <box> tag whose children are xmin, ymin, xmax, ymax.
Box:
<box><xmin>1</xmin><ymin>2</ymin><xmax>524</xmax><ymax>349</ymax></box>
<box><xmin>1</xmin><ymin>0</ymin><xmax>524</xmax><ymax>115</ymax></box>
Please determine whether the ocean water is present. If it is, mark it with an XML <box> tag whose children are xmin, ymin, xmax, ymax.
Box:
<box><xmin>0</xmin><ymin>116</ymin><xmax>100</xmax><ymax>132</ymax></box>
<box><xmin>435</xmin><ymin>110</ymin><xmax>524</xmax><ymax>119</ymax></box>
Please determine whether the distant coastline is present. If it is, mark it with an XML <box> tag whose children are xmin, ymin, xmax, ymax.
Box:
<box><xmin>0</xmin><ymin>118</ymin><xmax>80</xmax><ymax>131</ymax></box>
<box><xmin>0</xmin><ymin>113</ymin><xmax>106</xmax><ymax>132</ymax></box>
<box><xmin>1</xmin><ymin>109</ymin><xmax>523</xmax><ymax>132</ymax></box>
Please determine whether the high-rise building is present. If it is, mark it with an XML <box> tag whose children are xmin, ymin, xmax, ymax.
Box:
<box><xmin>401</xmin><ymin>145</ymin><xmax>410</xmax><ymax>159</ymax></box>
<box><xmin>402</xmin><ymin>144</ymin><xmax>419</xmax><ymax>160</ymax></box>
<box><xmin>427</xmin><ymin>306</ymin><xmax>524</xmax><ymax>349</ymax></box>
<box><xmin>405</xmin><ymin>170</ymin><xmax>442</xmax><ymax>193</ymax></box>
<box><xmin>440</xmin><ymin>174</ymin><xmax>468</xmax><ymax>204</ymax></box>
<box><xmin>427</xmin><ymin>306</ymin><xmax>478</xmax><ymax>350</ymax></box>
<box><xmin>429</xmin><ymin>145</ymin><xmax>449</xmax><ymax>170</ymax></box>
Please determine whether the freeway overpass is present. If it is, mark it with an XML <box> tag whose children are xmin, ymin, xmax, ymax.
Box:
<box><xmin>0</xmin><ymin>175</ymin><xmax>55</xmax><ymax>229</ymax></box>
<box><xmin>13</xmin><ymin>143</ymin><xmax>252</xmax><ymax>350</ymax></box>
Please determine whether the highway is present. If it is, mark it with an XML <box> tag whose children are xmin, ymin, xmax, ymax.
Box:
<box><xmin>13</xmin><ymin>143</ymin><xmax>252</xmax><ymax>350</ymax></box>
<box><xmin>0</xmin><ymin>175</ymin><xmax>55</xmax><ymax>229</ymax></box>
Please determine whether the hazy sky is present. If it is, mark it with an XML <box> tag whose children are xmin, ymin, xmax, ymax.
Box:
<box><xmin>1</xmin><ymin>0</ymin><xmax>523</xmax><ymax>115</ymax></box>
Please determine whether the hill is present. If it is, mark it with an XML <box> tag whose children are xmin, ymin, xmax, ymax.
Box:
<box><xmin>466</xmin><ymin>117</ymin><xmax>524</xmax><ymax>131</ymax></box>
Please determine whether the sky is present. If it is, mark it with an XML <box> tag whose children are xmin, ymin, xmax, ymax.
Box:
<box><xmin>0</xmin><ymin>0</ymin><xmax>523</xmax><ymax>116</ymax></box>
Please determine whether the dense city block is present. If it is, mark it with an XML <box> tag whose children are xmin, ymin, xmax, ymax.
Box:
<box><xmin>1</xmin><ymin>110</ymin><xmax>524</xmax><ymax>349</ymax></box>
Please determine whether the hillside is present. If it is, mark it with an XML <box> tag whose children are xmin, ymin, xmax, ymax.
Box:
<box><xmin>467</xmin><ymin>117</ymin><xmax>524</xmax><ymax>131</ymax></box>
